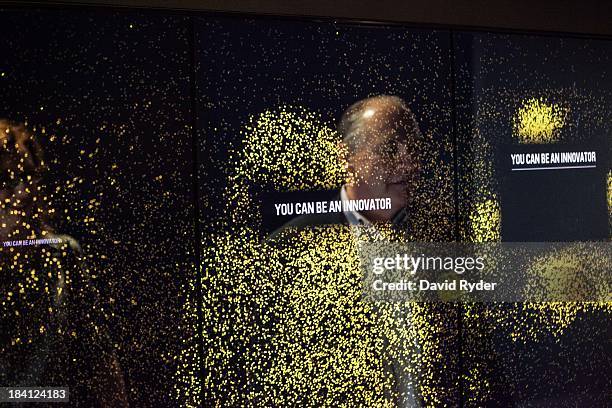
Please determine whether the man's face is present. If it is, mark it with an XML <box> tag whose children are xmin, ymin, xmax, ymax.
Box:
<box><xmin>347</xmin><ymin>126</ymin><xmax>418</xmax><ymax>220</ymax></box>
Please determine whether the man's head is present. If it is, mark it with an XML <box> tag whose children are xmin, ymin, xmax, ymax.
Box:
<box><xmin>0</xmin><ymin>120</ymin><xmax>47</xmax><ymax>240</ymax></box>
<box><xmin>339</xmin><ymin>95</ymin><xmax>421</xmax><ymax>222</ymax></box>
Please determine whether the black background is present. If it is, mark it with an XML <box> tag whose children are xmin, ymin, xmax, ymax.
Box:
<box><xmin>0</xmin><ymin>3</ymin><xmax>610</xmax><ymax>407</ymax></box>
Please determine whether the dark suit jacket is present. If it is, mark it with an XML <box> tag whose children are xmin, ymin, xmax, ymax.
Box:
<box><xmin>265</xmin><ymin>199</ymin><xmax>435</xmax><ymax>407</ymax></box>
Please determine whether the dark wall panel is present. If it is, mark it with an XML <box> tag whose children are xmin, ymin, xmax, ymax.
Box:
<box><xmin>0</xmin><ymin>10</ymin><xmax>195</xmax><ymax>406</ymax></box>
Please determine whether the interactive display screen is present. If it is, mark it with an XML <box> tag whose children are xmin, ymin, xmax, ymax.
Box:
<box><xmin>1</xmin><ymin>7</ymin><xmax>610</xmax><ymax>408</ymax></box>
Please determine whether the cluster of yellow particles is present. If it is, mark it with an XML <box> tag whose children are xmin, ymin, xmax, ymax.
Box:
<box><xmin>608</xmin><ymin>171</ymin><xmax>612</xmax><ymax>215</ymax></box>
<box><xmin>191</xmin><ymin>24</ymin><xmax>612</xmax><ymax>406</ymax></box>
<box><xmin>0</xmin><ymin>119</ymin><xmax>131</xmax><ymax>405</ymax></box>
<box><xmin>172</xmin><ymin>282</ymin><xmax>202</xmax><ymax>408</ymax></box>
<box><xmin>523</xmin><ymin>243</ymin><xmax>610</xmax><ymax>302</ymax></box>
<box><xmin>202</xmin><ymin>226</ymin><xmax>463</xmax><ymax>406</ymax></box>
<box><xmin>225</xmin><ymin>107</ymin><xmax>348</xmax><ymax>227</ymax></box>
<box><xmin>513</xmin><ymin>97</ymin><xmax>568</xmax><ymax>144</ymax></box>
<box><xmin>0</xmin><ymin>236</ymin><xmax>123</xmax><ymax>405</ymax></box>
<box><xmin>458</xmin><ymin>88</ymin><xmax>611</xmax><ymax>404</ymax></box>
<box><xmin>197</xmin><ymin>105</ymin><xmax>460</xmax><ymax>407</ymax></box>
<box><xmin>3</xmin><ymin>13</ymin><xmax>197</xmax><ymax>405</ymax></box>
<box><xmin>468</xmin><ymin>198</ymin><xmax>501</xmax><ymax>243</ymax></box>
<box><xmin>235</xmin><ymin>107</ymin><xmax>348</xmax><ymax>192</ymax></box>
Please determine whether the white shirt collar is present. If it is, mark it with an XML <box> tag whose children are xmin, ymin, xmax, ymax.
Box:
<box><xmin>340</xmin><ymin>185</ymin><xmax>371</xmax><ymax>226</ymax></box>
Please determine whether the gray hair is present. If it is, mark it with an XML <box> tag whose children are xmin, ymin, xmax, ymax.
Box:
<box><xmin>338</xmin><ymin>95</ymin><xmax>421</xmax><ymax>154</ymax></box>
